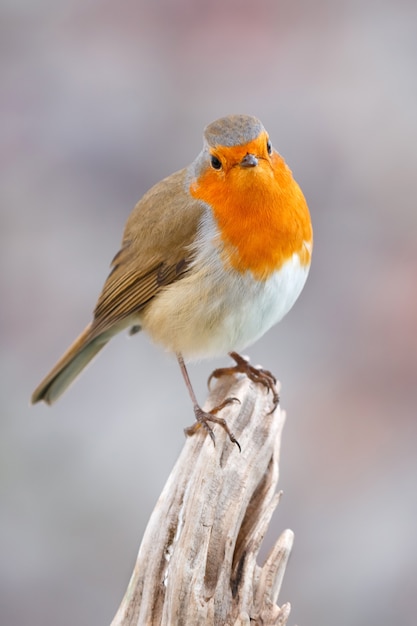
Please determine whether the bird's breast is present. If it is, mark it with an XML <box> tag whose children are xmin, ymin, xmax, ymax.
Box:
<box><xmin>190</xmin><ymin>153</ymin><xmax>312</xmax><ymax>281</ymax></box>
<box><xmin>140</xmin><ymin>207</ymin><xmax>311</xmax><ymax>358</ymax></box>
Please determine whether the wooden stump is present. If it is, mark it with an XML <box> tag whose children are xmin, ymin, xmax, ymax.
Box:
<box><xmin>111</xmin><ymin>372</ymin><xmax>293</xmax><ymax>626</ymax></box>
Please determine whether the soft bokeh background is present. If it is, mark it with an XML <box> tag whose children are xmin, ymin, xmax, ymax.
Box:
<box><xmin>2</xmin><ymin>1</ymin><xmax>417</xmax><ymax>624</ymax></box>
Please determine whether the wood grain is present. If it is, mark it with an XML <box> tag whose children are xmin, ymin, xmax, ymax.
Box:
<box><xmin>111</xmin><ymin>371</ymin><xmax>293</xmax><ymax>626</ymax></box>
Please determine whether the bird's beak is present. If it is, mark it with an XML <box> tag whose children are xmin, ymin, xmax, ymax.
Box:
<box><xmin>240</xmin><ymin>153</ymin><xmax>258</xmax><ymax>168</ymax></box>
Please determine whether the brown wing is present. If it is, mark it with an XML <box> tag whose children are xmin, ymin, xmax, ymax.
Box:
<box><xmin>90</xmin><ymin>168</ymin><xmax>204</xmax><ymax>337</ymax></box>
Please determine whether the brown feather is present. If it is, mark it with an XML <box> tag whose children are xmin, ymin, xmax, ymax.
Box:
<box><xmin>32</xmin><ymin>168</ymin><xmax>206</xmax><ymax>404</ymax></box>
<box><xmin>90</xmin><ymin>169</ymin><xmax>203</xmax><ymax>336</ymax></box>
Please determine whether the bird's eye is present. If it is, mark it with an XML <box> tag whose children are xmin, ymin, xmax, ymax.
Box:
<box><xmin>210</xmin><ymin>155</ymin><xmax>222</xmax><ymax>170</ymax></box>
<box><xmin>267</xmin><ymin>139</ymin><xmax>272</xmax><ymax>155</ymax></box>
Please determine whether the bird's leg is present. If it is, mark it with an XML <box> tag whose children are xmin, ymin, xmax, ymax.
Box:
<box><xmin>208</xmin><ymin>352</ymin><xmax>279</xmax><ymax>413</ymax></box>
<box><xmin>177</xmin><ymin>354</ymin><xmax>241</xmax><ymax>451</ymax></box>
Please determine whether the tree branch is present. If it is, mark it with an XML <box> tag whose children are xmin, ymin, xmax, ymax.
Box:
<box><xmin>111</xmin><ymin>372</ymin><xmax>293</xmax><ymax>626</ymax></box>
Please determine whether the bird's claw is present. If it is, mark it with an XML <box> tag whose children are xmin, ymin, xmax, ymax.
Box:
<box><xmin>184</xmin><ymin>401</ymin><xmax>241</xmax><ymax>452</ymax></box>
<box><xmin>208</xmin><ymin>351</ymin><xmax>279</xmax><ymax>413</ymax></box>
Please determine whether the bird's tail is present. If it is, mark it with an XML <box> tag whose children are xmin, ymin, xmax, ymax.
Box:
<box><xmin>31</xmin><ymin>324</ymin><xmax>110</xmax><ymax>405</ymax></box>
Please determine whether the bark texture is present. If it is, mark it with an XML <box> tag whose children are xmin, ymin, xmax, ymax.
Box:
<box><xmin>111</xmin><ymin>372</ymin><xmax>293</xmax><ymax>626</ymax></box>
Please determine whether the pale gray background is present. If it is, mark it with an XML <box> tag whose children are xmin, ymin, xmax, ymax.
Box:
<box><xmin>2</xmin><ymin>1</ymin><xmax>417</xmax><ymax>624</ymax></box>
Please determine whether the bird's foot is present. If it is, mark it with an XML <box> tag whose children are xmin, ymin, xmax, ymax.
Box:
<box><xmin>184</xmin><ymin>397</ymin><xmax>241</xmax><ymax>452</ymax></box>
<box><xmin>208</xmin><ymin>351</ymin><xmax>279</xmax><ymax>413</ymax></box>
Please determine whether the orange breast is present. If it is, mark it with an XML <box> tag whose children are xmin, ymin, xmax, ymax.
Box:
<box><xmin>190</xmin><ymin>150</ymin><xmax>313</xmax><ymax>281</ymax></box>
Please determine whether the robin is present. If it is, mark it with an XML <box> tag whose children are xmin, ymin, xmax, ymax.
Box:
<box><xmin>31</xmin><ymin>114</ymin><xmax>312</xmax><ymax>447</ymax></box>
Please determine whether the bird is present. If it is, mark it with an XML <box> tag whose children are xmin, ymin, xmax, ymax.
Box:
<box><xmin>31</xmin><ymin>114</ymin><xmax>312</xmax><ymax>447</ymax></box>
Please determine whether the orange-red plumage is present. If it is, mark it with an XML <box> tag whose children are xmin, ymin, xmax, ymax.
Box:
<box><xmin>190</xmin><ymin>132</ymin><xmax>312</xmax><ymax>280</ymax></box>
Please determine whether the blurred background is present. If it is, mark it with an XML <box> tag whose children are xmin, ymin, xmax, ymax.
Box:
<box><xmin>2</xmin><ymin>0</ymin><xmax>417</xmax><ymax>624</ymax></box>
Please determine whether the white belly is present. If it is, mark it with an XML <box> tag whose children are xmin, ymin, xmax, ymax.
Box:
<box><xmin>207</xmin><ymin>254</ymin><xmax>309</xmax><ymax>355</ymax></box>
<box><xmin>141</xmin><ymin>249</ymin><xmax>310</xmax><ymax>359</ymax></box>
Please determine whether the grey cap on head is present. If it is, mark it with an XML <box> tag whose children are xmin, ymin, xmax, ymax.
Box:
<box><xmin>204</xmin><ymin>115</ymin><xmax>265</xmax><ymax>148</ymax></box>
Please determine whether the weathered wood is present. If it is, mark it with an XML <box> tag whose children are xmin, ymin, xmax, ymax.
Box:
<box><xmin>111</xmin><ymin>371</ymin><xmax>293</xmax><ymax>626</ymax></box>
